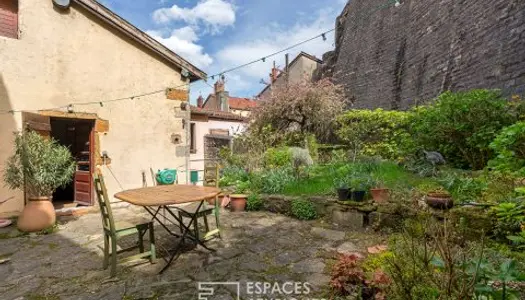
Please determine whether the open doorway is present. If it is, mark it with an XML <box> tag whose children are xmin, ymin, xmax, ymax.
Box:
<box><xmin>50</xmin><ymin>118</ymin><xmax>95</xmax><ymax>208</ymax></box>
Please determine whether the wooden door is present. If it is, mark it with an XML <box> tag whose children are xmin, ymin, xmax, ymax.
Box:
<box><xmin>74</xmin><ymin>122</ymin><xmax>95</xmax><ymax>206</ymax></box>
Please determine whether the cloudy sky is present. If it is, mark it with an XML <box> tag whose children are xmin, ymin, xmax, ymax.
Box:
<box><xmin>98</xmin><ymin>0</ymin><xmax>347</xmax><ymax>103</ymax></box>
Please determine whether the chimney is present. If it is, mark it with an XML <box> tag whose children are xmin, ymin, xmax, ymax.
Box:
<box><xmin>197</xmin><ymin>95</ymin><xmax>204</xmax><ymax>108</ymax></box>
<box><xmin>214</xmin><ymin>80</ymin><xmax>225</xmax><ymax>94</ymax></box>
<box><xmin>214</xmin><ymin>78</ymin><xmax>229</xmax><ymax>112</ymax></box>
<box><xmin>270</xmin><ymin>61</ymin><xmax>279</xmax><ymax>83</ymax></box>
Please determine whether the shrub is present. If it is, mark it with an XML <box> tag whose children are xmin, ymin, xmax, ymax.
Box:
<box><xmin>219</xmin><ymin>165</ymin><xmax>249</xmax><ymax>187</ymax></box>
<box><xmin>246</xmin><ymin>194</ymin><xmax>263</xmax><ymax>211</ymax></box>
<box><xmin>290</xmin><ymin>198</ymin><xmax>317</xmax><ymax>220</ymax></box>
<box><xmin>410</xmin><ymin>89</ymin><xmax>515</xmax><ymax>170</ymax></box>
<box><xmin>492</xmin><ymin>202</ymin><xmax>525</xmax><ymax>241</ymax></box>
<box><xmin>264</xmin><ymin>147</ymin><xmax>292</xmax><ymax>168</ymax></box>
<box><xmin>251</xmin><ymin>167</ymin><xmax>295</xmax><ymax>194</ymax></box>
<box><xmin>330</xmin><ymin>253</ymin><xmax>390</xmax><ymax>299</ymax></box>
<box><xmin>4</xmin><ymin>131</ymin><xmax>76</xmax><ymax>197</ymax></box>
<box><xmin>337</xmin><ymin>109</ymin><xmax>413</xmax><ymax>161</ymax></box>
<box><xmin>489</xmin><ymin>121</ymin><xmax>525</xmax><ymax>175</ymax></box>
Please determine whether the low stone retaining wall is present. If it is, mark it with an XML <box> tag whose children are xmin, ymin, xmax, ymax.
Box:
<box><xmin>259</xmin><ymin>194</ymin><xmax>494</xmax><ymax>236</ymax></box>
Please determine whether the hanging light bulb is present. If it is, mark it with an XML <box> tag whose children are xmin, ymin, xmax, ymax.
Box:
<box><xmin>211</xmin><ymin>75</ymin><xmax>215</xmax><ymax>80</ymax></box>
<box><xmin>321</xmin><ymin>33</ymin><xmax>327</xmax><ymax>41</ymax></box>
<box><xmin>262</xmin><ymin>57</ymin><xmax>266</xmax><ymax>62</ymax></box>
<box><xmin>67</xmin><ymin>104</ymin><xmax>74</xmax><ymax>113</ymax></box>
<box><xmin>99</xmin><ymin>102</ymin><xmax>104</xmax><ymax>107</ymax></box>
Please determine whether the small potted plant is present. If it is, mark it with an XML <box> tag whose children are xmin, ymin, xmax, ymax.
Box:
<box><xmin>369</xmin><ymin>176</ymin><xmax>390</xmax><ymax>203</ymax></box>
<box><xmin>4</xmin><ymin>131</ymin><xmax>76</xmax><ymax>232</ymax></box>
<box><xmin>229</xmin><ymin>193</ymin><xmax>247</xmax><ymax>212</ymax></box>
<box><xmin>334</xmin><ymin>177</ymin><xmax>350</xmax><ymax>201</ymax></box>
<box><xmin>419</xmin><ymin>182</ymin><xmax>454</xmax><ymax>209</ymax></box>
<box><xmin>349</xmin><ymin>175</ymin><xmax>370</xmax><ymax>202</ymax></box>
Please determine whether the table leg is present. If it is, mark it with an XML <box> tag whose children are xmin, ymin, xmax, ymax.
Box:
<box><xmin>144</xmin><ymin>202</ymin><xmax>216</xmax><ymax>274</ymax></box>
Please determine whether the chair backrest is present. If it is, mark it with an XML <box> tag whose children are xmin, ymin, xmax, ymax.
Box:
<box><xmin>203</xmin><ymin>161</ymin><xmax>219</xmax><ymax>188</ymax></box>
<box><xmin>93</xmin><ymin>173</ymin><xmax>116</xmax><ymax>234</ymax></box>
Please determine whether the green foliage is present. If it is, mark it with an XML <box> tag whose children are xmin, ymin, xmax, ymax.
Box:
<box><xmin>4</xmin><ymin>131</ymin><xmax>76</xmax><ymax>197</ymax></box>
<box><xmin>246</xmin><ymin>194</ymin><xmax>263</xmax><ymax>211</ymax></box>
<box><xmin>473</xmin><ymin>259</ymin><xmax>525</xmax><ymax>299</ymax></box>
<box><xmin>290</xmin><ymin>198</ymin><xmax>318</xmax><ymax>220</ymax></box>
<box><xmin>219</xmin><ymin>166</ymin><xmax>249</xmax><ymax>188</ymax></box>
<box><xmin>383</xmin><ymin>216</ymin><xmax>487</xmax><ymax>299</ymax></box>
<box><xmin>489</xmin><ymin>121</ymin><xmax>525</xmax><ymax>175</ymax></box>
<box><xmin>492</xmin><ymin>202</ymin><xmax>525</xmax><ymax>241</ymax></box>
<box><xmin>251</xmin><ymin>167</ymin><xmax>295</xmax><ymax>194</ymax></box>
<box><xmin>264</xmin><ymin>147</ymin><xmax>292</xmax><ymax>168</ymax></box>
<box><xmin>337</xmin><ymin>109</ymin><xmax>413</xmax><ymax>161</ymax></box>
<box><xmin>507</xmin><ymin>231</ymin><xmax>525</xmax><ymax>250</ymax></box>
<box><xmin>437</xmin><ymin>171</ymin><xmax>487</xmax><ymax>203</ymax></box>
<box><xmin>411</xmin><ymin>89</ymin><xmax>515</xmax><ymax>170</ymax></box>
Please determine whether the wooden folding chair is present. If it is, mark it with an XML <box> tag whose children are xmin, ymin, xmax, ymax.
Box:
<box><xmin>177</xmin><ymin>161</ymin><xmax>221</xmax><ymax>241</ymax></box>
<box><xmin>93</xmin><ymin>173</ymin><xmax>156</xmax><ymax>277</ymax></box>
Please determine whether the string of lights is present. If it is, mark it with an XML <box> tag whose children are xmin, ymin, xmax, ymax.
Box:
<box><xmin>0</xmin><ymin>0</ymin><xmax>400</xmax><ymax>116</ymax></box>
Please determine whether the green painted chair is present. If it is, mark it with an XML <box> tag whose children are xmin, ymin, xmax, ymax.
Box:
<box><xmin>93</xmin><ymin>173</ymin><xmax>156</xmax><ymax>277</ymax></box>
<box><xmin>178</xmin><ymin>161</ymin><xmax>221</xmax><ymax>241</ymax></box>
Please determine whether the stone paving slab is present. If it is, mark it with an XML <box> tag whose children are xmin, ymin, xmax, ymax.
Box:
<box><xmin>0</xmin><ymin>208</ymin><xmax>385</xmax><ymax>300</ymax></box>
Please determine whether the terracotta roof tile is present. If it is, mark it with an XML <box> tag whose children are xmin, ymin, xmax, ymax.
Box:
<box><xmin>228</xmin><ymin>97</ymin><xmax>257</xmax><ymax>110</ymax></box>
<box><xmin>190</xmin><ymin>105</ymin><xmax>246</xmax><ymax>121</ymax></box>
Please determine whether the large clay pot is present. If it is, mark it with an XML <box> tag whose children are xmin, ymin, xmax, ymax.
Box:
<box><xmin>229</xmin><ymin>194</ymin><xmax>247</xmax><ymax>212</ymax></box>
<box><xmin>17</xmin><ymin>196</ymin><xmax>56</xmax><ymax>232</ymax></box>
<box><xmin>370</xmin><ymin>188</ymin><xmax>390</xmax><ymax>203</ymax></box>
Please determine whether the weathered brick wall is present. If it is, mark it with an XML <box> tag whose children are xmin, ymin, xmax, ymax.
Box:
<box><xmin>318</xmin><ymin>0</ymin><xmax>525</xmax><ymax>109</ymax></box>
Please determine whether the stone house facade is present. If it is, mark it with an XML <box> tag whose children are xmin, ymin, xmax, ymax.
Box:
<box><xmin>0</xmin><ymin>0</ymin><xmax>206</xmax><ymax>216</ymax></box>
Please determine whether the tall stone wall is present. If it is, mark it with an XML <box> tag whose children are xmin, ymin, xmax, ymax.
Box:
<box><xmin>317</xmin><ymin>0</ymin><xmax>525</xmax><ymax>109</ymax></box>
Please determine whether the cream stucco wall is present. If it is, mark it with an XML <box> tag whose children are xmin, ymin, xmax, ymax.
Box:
<box><xmin>230</xmin><ymin>109</ymin><xmax>250</xmax><ymax>117</ymax></box>
<box><xmin>189</xmin><ymin>118</ymin><xmax>245</xmax><ymax>184</ymax></box>
<box><xmin>0</xmin><ymin>0</ymin><xmax>192</xmax><ymax>216</ymax></box>
<box><xmin>259</xmin><ymin>55</ymin><xmax>321</xmax><ymax>99</ymax></box>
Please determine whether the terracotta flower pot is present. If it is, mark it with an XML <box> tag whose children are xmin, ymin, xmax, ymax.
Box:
<box><xmin>370</xmin><ymin>188</ymin><xmax>390</xmax><ymax>203</ymax></box>
<box><xmin>425</xmin><ymin>193</ymin><xmax>454</xmax><ymax>209</ymax></box>
<box><xmin>17</xmin><ymin>196</ymin><xmax>56</xmax><ymax>232</ymax></box>
<box><xmin>229</xmin><ymin>194</ymin><xmax>247</xmax><ymax>212</ymax></box>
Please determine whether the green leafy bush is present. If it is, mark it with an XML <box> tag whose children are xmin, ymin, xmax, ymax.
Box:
<box><xmin>251</xmin><ymin>167</ymin><xmax>295</xmax><ymax>194</ymax></box>
<box><xmin>437</xmin><ymin>171</ymin><xmax>487</xmax><ymax>203</ymax></box>
<box><xmin>246</xmin><ymin>194</ymin><xmax>263</xmax><ymax>211</ymax></box>
<box><xmin>489</xmin><ymin>121</ymin><xmax>525</xmax><ymax>175</ymax></box>
<box><xmin>264</xmin><ymin>147</ymin><xmax>292</xmax><ymax>168</ymax></box>
<box><xmin>291</xmin><ymin>198</ymin><xmax>318</xmax><ymax>220</ymax></box>
<box><xmin>492</xmin><ymin>202</ymin><xmax>525</xmax><ymax>241</ymax></box>
<box><xmin>411</xmin><ymin>90</ymin><xmax>515</xmax><ymax>170</ymax></box>
<box><xmin>4</xmin><ymin>131</ymin><xmax>76</xmax><ymax>197</ymax></box>
<box><xmin>219</xmin><ymin>166</ymin><xmax>249</xmax><ymax>187</ymax></box>
<box><xmin>337</xmin><ymin>109</ymin><xmax>413</xmax><ymax>161</ymax></box>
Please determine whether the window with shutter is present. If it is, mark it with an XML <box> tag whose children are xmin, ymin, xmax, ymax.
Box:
<box><xmin>0</xmin><ymin>0</ymin><xmax>18</xmax><ymax>39</ymax></box>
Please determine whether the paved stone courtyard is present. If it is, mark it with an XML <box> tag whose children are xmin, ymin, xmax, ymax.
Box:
<box><xmin>0</xmin><ymin>206</ymin><xmax>385</xmax><ymax>300</ymax></box>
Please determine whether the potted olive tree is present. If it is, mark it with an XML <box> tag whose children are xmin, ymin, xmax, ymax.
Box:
<box><xmin>4</xmin><ymin>131</ymin><xmax>76</xmax><ymax>232</ymax></box>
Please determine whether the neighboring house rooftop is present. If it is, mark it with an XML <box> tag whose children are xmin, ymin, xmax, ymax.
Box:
<box><xmin>190</xmin><ymin>105</ymin><xmax>247</xmax><ymax>122</ymax></box>
<box><xmin>74</xmin><ymin>0</ymin><xmax>206</xmax><ymax>81</ymax></box>
<box><xmin>257</xmin><ymin>51</ymin><xmax>322</xmax><ymax>98</ymax></box>
<box><xmin>203</xmin><ymin>95</ymin><xmax>257</xmax><ymax>111</ymax></box>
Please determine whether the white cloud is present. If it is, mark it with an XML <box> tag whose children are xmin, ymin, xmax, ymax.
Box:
<box><xmin>208</xmin><ymin>8</ymin><xmax>338</xmax><ymax>96</ymax></box>
<box><xmin>152</xmin><ymin>0</ymin><xmax>235</xmax><ymax>34</ymax></box>
<box><xmin>146</xmin><ymin>27</ymin><xmax>213</xmax><ymax>69</ymax></box>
